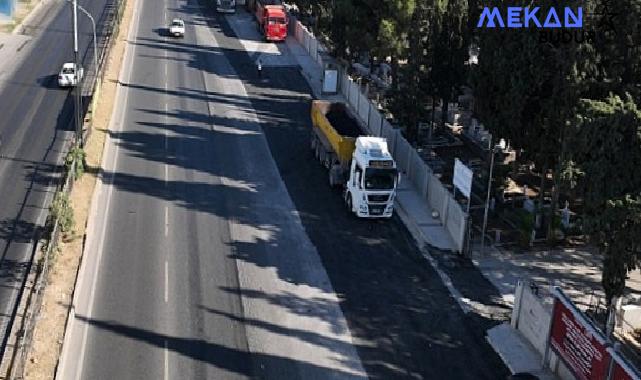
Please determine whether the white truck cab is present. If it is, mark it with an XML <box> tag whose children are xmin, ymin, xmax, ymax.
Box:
<box><xmin>216</xmin><ymin>0</ymin><xmax>236</xmax><ymax>13</ymax></box>
<box><xmin>345</xmin><ymin>137</ymin><xmax>399</xmax><ymax>218</ymax></box>
<box><xmin>169</xmin><ymin>18</ymin><xmax>185</xmax><ymax>37</ymax></box>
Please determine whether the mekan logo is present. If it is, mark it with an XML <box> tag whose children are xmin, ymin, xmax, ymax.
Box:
<box><xmin>477</xmin><ymin>6</ymin><xmax>584</xmax><ymax>28</ymax></box>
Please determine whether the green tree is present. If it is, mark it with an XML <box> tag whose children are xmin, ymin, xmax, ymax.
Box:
<box><xmin>389</xmin><ymin>0</ymin><xmax>430</xmax><ymax>143</ymax></box>
<box><xmin>432</xmin><ymin>0</ymin><xmax>469</xmax><ymax>127</ymax></box>
<box><xmin>571</xmin><ymin>95</ymin><xmax>641</xmax><ymax>304</ymax></box>
<box><xmin>474</xmin><ymin>0</ymin><xmax>586</xmax><ymax>238</ymax></box>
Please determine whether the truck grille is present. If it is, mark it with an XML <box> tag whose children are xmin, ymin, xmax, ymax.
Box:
<box><xmin>368</xmin><ymin>205</ymin><xmax>385</xmax><ymax>215</ymax></box>
<box><xmin>367</xmin><ymin>194</ymin><xmax>389</xmax><ymax>203</ymax></box>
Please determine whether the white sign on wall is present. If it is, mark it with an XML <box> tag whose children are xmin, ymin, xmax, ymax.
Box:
<box><xmin>453</xmin><ymin>158</ymin><xmax>473</xmax><ymax>198</ymax></box>
<box><xmin>322</xmin><ymin>69</ymin><xmax>338</xmax><ymax>94</ymax></box>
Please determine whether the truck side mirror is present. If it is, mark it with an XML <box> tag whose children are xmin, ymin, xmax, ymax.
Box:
<box><xmin>397</xmin><ymin>172</ymin><xmax>402</xmax><ymax>185</ymax></box>
<box><xmin>355</xmin><ymin>172</ymin><xmax>361</xmax><ymax>187</ymax></box>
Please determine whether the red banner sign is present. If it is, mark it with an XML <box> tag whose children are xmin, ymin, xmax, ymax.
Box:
<box><xmin>613</xmin><ymin>361</ymin><xmax>635</xmax><ymax>380</ymax></box>
<box><xmin>550</xmin><ymin>297</ymin><xmax>610</xmax><ymax>380</ymax></box>
<box><xmin>609</xmin><ymin>348</ymin><xmax>641</xmax><ymax>380</ymax></box>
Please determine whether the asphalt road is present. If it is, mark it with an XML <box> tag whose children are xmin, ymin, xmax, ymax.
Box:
<box><xmin>74</xmin><ymin>0</ymin><xmax>365</xmax><ymax>378</ymax></box>
<box><xmin>70</xmin><ymin>2</ymin><xmax>510</xmax><ymax>380</ymax></box>
<box><xmin>0</xmin><ymin>0</ymin><xmax>116</xmax><ymax>353</ymax></box>
<box><xmin>203</xmin><ymin>8</ymin><xmax>512</xmax><ymax>380</ymax></box>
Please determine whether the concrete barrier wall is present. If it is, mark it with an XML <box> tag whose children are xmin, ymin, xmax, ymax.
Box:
<box><xmin>349</xmin><ymin>81</ymin><xmax>359</xmax><ymax>109</ymax></box>
<box><xmin>369</xmin><ymin>108</ymin><xmax>383</xmax><ymax>137</ymax></box>
<box><xmin>394</xmin><ymin>136</ymin><xmax>412</xmax><ymax>175</ymax></box>
<box><xmin>316</xmin><ymin>45</ymin><xmax>324</xmax><ymax>67</ymax></box>
<box><xmin>341</xmin><ymin>73</ymin><xmax>350</xmax><ymax>99</ymax></box>
<box><xmin>381</xmin><ymin>120</ymin><xmax>393</xmax><ymax>138</ymax></box>
<box><xmin>410</xmin><ymin>152</ymin><xmax>430</xmax><ymax>197</ymax></box>
<box><xmin>445</xmin><ymin>198</ymin><xmax>466</xmax><ymax>253</ymax></box>
<box><xmin>428</xmin><ymin>176</ymin><xmax>449</xmax><ymax>224</ymax></box>
<box><xmin>513</xmin><ymin>282</ymin><xmax>553</xmax><ymax>355</ymax></box>
<box><xmin>304</xmin><ymin>31</ymin><xmax>311</xmax><ymax>54</ymax></box>
<box><xmin>511</xmin><ymin>281</ymin><xmax>574</xmax><ymax>380</ymax></box>
<box><xmin>358</xmin><ymin>93</ymin><xmax>370</xmax><ymax>124</ymax></box>
<box><xmin>382</xmin><ymin>126</ymin><xmax>398</xmax><ymax>157</ymax></box>
<box><xmin>408</xmin><ymin>149</ymin><xmax>419</xmax><ymax>183</ymax></box>
<box><xmin>296</xmin><ymin>23</ymin><xmax>304</xmax><ymax>44</ymax></box>
<box><xmin>310</xmin><ymin>38</ymin><xmax>318</xmax><ymax>62</ymax></box>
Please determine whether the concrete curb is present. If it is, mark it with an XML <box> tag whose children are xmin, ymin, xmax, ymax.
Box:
<box><xmin>12</xmin><ymin>0</ymin><xmax>52</xmax><ymax>35</ymax></box>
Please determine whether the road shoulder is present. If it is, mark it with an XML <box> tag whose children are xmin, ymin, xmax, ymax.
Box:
<box><xmin>22</xmin><ymin>0</ymin><xmax>137</xmax><ymax>377</ymax></box>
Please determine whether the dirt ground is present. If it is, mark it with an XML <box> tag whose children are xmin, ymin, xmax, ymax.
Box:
<box><xmin>0</xmin><ymin>0</ymin><xmax>39</xmax><ymax>33</ymax></box>
<box><xmin>22</xmin><ymin>0</ymin><xmax>135</xmax><ymax>377</ymax></box>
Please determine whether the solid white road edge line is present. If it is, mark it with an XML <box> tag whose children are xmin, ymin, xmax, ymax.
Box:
<box><xmin>164</xmin><ymin>260</ymin><xmax>168</xmax><ymax>303</ymax></box>
<box><xmin>71</xmin><ymin>0</ymin><xmax>145</xmax><ymax>377</ymax></box>
<box><xmin>164</xmin><ymin>339</ymin><xmax>169</xmax><ymax>380</ymax></box>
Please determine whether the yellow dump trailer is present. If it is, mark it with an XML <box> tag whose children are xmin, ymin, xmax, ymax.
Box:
<box><xmin>310</xmin><ymin>100</ymin><xmax>363</xmax><ymax>186</ymax></box>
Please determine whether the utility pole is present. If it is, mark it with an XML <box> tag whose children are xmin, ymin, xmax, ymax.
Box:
<box><xmin>480</xmin><ymin>138</ymin><xmax>506</xmax><ymax>255</ymax></box>
<box><xmin>68</xmin><ymin>0</ymin><xmax>98</xmax><ymax>82</ymax></box>
<box><xmin>73</xmin><ymin>0</ymin><xmax>83</xmax><ymax>145</ymax></box>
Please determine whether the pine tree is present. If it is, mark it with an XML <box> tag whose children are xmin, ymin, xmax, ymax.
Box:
<box><xmin>571</xmin><ymin>95</ymin><xmax>641</xmax><ymax>304</ymax></box>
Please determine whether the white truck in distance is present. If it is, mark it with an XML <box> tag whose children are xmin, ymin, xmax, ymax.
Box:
<box><xmin>310</xmin><ymin>100</ymin><xmax>399</xmax><ymax>218</ymax></box>
<box><xmin>216</xmin><ymin>0</ymin><xmax>236</xmax><ymax>13</ymax></box>
<box><xmin>169</xmin><ymin>19</ymin><xmax>185</xmax><ymax>37</ymax></box>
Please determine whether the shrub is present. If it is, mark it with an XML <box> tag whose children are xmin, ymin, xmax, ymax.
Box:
<box><xmin>50</xmin><ymin>192</ymin><xmax>74</xmax><ymax>233</ymax></box>
<box><xmin>65</xmin><ymin>145</ymin><xmax>86</xmax><ymax>180</ymax></box>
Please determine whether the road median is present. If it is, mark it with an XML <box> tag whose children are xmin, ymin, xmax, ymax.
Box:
<box><xmin>0</xmin><ymin>0</ymin><xmax>138</xmax><ymax>377</ymax></box>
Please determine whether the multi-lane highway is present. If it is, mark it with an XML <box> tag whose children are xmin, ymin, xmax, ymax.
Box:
<box><xmin>65</xmin><ymin>0</ymin><xmax>366</xmax><ymax>378</ymax></box>
<box><xmin>57</xmin><ymin>0</ymin><xmax>510</xmax><ymax>378</ymax></box>
<box><xmin>0</xmin><ymin>0</ymin><xmax>116</xmax><ymax>352</ymax></box>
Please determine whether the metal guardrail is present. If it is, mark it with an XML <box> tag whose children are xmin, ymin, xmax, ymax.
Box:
<box><xmin>4</xmin><ymin>161</ymin><xmax>74</xmax><ymax>379</ymax></box>
<box><xmin>0</xmin><ymin>0</ymin><xmax>127</xmax><ymax>377</ymax></box>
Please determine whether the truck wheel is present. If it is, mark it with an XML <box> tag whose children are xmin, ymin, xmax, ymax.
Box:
<box><xmin>346</xmin><ymin>193</ymin><xmax>353</xmax><ymax>214</ymax></box>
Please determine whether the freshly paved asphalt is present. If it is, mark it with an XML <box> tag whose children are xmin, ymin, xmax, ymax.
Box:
<box><xmin>0</xmin><ymin>0</ymin><xmax>115</xmax><ymax>354</ymax></box>
<box><xmin>204</xmin><ymin>8</ymin><xmax>512</xmax><ymax>380</ymax></box>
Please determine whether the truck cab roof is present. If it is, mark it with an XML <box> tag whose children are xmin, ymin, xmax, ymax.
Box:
<box><xmin>354</xmin><ymin>137</ymin><xmax>395</xmax><ymax>168</ymax></box>
<box><xmin>264</xmin><ymin>6</ymin><xmax>286</xmax><ymax>17</ymax></box>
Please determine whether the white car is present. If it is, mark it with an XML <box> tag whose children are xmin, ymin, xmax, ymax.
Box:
<box><xmin>58</xmin><ymin>62</ymin><xmax>84</xmax><ymax>87</ymax></box>
<box><xmin>169</xmin><ymin>19</ymin><xmax>185</xmax><ymax>37</ymax></box>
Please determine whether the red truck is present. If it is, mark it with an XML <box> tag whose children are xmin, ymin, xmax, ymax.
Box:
<box><xmin>249</xmin><ymin>0</ymin><xmax>287</xmax><ymax>41</ymax></box>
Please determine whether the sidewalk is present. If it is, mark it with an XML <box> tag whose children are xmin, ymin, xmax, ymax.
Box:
<box><xmin>487</xmin><ymin>323</ymin><xmax>557</xmax><ymax>380</ymax></box>
<box><xmin>473</xmin><ymin>242</ymin><xmax>641</xmax><ymax>308</ymax></box>
<box><xmin>394</xmin><ymin>179</ymin><xmax>457</xmax><ymax>251</ymax></box>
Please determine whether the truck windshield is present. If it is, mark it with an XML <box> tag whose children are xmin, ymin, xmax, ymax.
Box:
<box><xmin>364</xmin><ymin>168</ymin><xmax>397</xmax><ymax>190</ymax></box>
<box><xmin>268</xmin><ymin>17</ymin><xmax>286</xmax><ymax>24</ymax></box>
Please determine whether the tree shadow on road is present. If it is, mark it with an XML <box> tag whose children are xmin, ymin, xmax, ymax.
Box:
<box><xmin>76</xmin><ymin>314</ymin><xmax>367</xmax><ymax>379</ymax></box>
<box><xmin>91</xmin><ymin>4</ymin><xmax>513</xmax><ymax>378</ymax></box>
